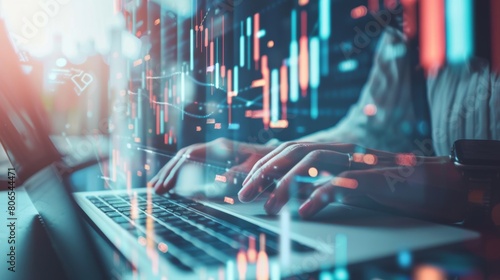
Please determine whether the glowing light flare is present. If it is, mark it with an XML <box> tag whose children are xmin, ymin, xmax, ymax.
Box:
<box><xmin>446</xmin><ymin>0</ymin><xmax>474</xmax><ymax>64</ymax></box>
<box><xmin>256</xmin><ymin>234</ymin><xmax>269</xmax><ymax>280</ymax></box>
<box><xmin>261</xmin><ymin>56</ymin><xmax>271</xmax><ymax>129</ymax></box>
<box><xmin>138</xmin><ymin>236</ymin><xmax>147</xmax><ymax>246</ymax></box>
<box><xmin>351</xmin><ymin>5</ymin><xmax>368</xmax><ymax>19</ymax></box>
<box><xmin>319</xmin><ymin>0</ymin><xmax>331</xmax><ymax>40</ymax></box>
<box><xmin>420</xmin><ymin>0</ymin><xmax>445</xmax><ymax>74</ymax></box>
<box><xmin>126</xmin><ymin>170</ymin><xmax>131</xmax><ymax>191</ymax></box>
<box><xmin>414</xmin><ymin>265</ymin><xmax>446</xmax><ymax>280</ymax></box>
<box><xmin>310</xmin><ymin>37</ymin><xmax>320</xmax><ymax>119</ymax></box>
<box><xmin>280</xmin><ymin>64</ymin><xmax>288</xmax><ymax>103</ymax></box>
<box><xmin>395</xmin><ymin>153</ymin><xmax>417</xmax><ymax>166</ymax></box>
<box><xmin>240</xmin><ymin>22</ymin><xmax>245</xmax><ymax>67</ymax></box>
<box><xmin>308</xmin><ymin>167</ymin><xmax>318</xmax><ymax>177</ymax></box>
<box><xmin>352</xmin><ymin>153</ymin><xmax>364</xmax><ymax>163</ymax></box>
<box><xmin>290</xmin><ymin>10</ymin><xmax>299</xmax><ymax>102</ymax></box>
<box><xmin>134</xmin><ymin>59</ymin><xmax>142</xmax><ymax>67</ymax></box>
<box><xmin>271</xmin><ymin>69</ymin><xmax>280</xmax><ymax>123</ymax></box>
<box><xmin>210</xmin><ymin>41</ymin><xmax>214</xmax><ymax>67</ymax></box>
<box><xmin>401</xmin><ymin>0</ymin><xmax>418</xmax><ymax>38</ymax></box>
<box><xmin>228</xmin><ymin>69</ymin><xmax>233</xmax><ymax>102</ymax></box>
<box><xmin>299</xmin><ymin>0</ymin><xmax>309</xmax><ymax>5</ymax></box>
<box><xmin>215</xmin><ymin>62</ymin><xmax>220</xmax><ymax>88</ymax></box>
<box><xmin>158</xmin><ymin>242</ymin><xmax>168</xmax><ymax>253</ymax></box>
<box><xmin>338</xmin><ymin>59</ymin><xmax>358</xmax><ymax>72</ymax></box>
<box><xmin>331</xmin><ymin>177</ymin><xmax>359</xmax><ymax>189</ymax></box>
<box><xmin>190</xmin><ymin>28</ymin><xmax>194</xmax><ymax>70</ymax></box>
<box><xmin>154</xmin><ymin>18</ymin><xmax>160</xmax><ymax>25</ymax></box>
<box><xmin>216</xmin><ymin>175</ymin><xmax>227</xmax><ymax>183</ymax></box>
<box><xmin>226</xmin><ymin>260</ymin><xmax>236</xmax><ymax>280</ymax></box>
<box><xmin>270</xmin><ymin>120</ymin><xmax>289</xmax><ymax>129</ymax></box>
<box><xmin>130</xmin><ymin>192</ymin><xmax>139</xmax><ymax>220</ymax></box>
<box><xmin>205</xmin><ymin>28</ymin><xmax>208</xmax><ymax>47</ymax></box>
<box><xmin>279</xmin><ymin>207</ymin><xmax>291</xmax><ymax>267</ymax></box>
<box><xmin>363</xmin><ymin>154</ymin><xmax>377</xmax><ymax>165</ymax></box>
<box><xmin>237</xmin><ymin>250</ymin><xmax>248</xmax><ymax>280</ymax></box>
<box><xmin>363</xmin><ymin>104</ymin><xmax>377</xmax><ymax>116</ymax></box>
<box><xmin>254</xmin><ymin>13</ymin><xmax>261</xmax><ymax>68</ymax></box>
<box><xmin>224</xmin><ymin>197</ymin><xmax>235</xmax><ymax>204</ymax></box>
<box><xmin>247</xmin><ymin>236</ymin><xmax>257</xmax><ymax>263</ymax></box>
<box><xmin>299</xmin><ymin>11</ymin><xmax>309</xmax><ymax>97</ymax></box>
<box><xmin>267</xmin><ymin>40</ymin><xmax>274</xmax><ymax>48</ymax></box>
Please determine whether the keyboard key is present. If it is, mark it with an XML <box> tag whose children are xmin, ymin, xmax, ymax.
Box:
<box><xmin>104</xmin><ymin>199</ymin><xmax>124</xmax><ymax>205</ymax></box>
<box><xmin>106</xmin><ymin>212</ymin><xmax>123</xmax><ymax>218</ymax></box>
<box><xmin>112</xmin><ymin>216</ymin><xmax>130</xmax><ymax>224</ymax></box>
<box><xmin>93</xmin><ymin>192</ymin><xmax>317</xmax><ymax>270</ymax></box>
<box><xmin>192</xmin><ymin>252</ymin><xmax>223</xmax><ymax>266</ymax></box>
<box><xmin>99</xmin><ymin>206</ymin><xmax>116</xmax><ymax>213</ymax></box>
<box><xmin>119</xmin><ymin>222</ymin><xmax>136</xmax><ymax>231</ymax></box>
<box><xmin>116</xmin><ymin>207</ymin><xmax>131</xmax><ymax>212</ymax></box>
<box><xmin>99</xmin><ymin>195</ymin><xmax>118</xmax><ymax>201</ymax></box>
<box><xmin>157</xmin><ymin>215</ymin><xmax>180</xmax><ymax>222</ymax></box>
<box><xmin>175</xmin><ymin>223</ymin><xmax>198</xmax><ymax>232</ymax></box>
<box><xmin>161</xmin><ymin>254</ymin><xmax>192</xmax><ymax>271</ymax></box>
<box><xmin>107</xmin><ymin>202</ymin><xmax>130</xmax><ymax>208</ymax></box>
<box><xmin>197</xmin><ymin>234</ymin><xmax>222</xmax><ymax>244</ymax></box>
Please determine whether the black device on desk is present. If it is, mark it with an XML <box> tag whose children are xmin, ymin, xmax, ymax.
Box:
<box><xmin>451</xmin><ymin>139</ymin><xmax>500</xmax><ymax>228</ymax></box>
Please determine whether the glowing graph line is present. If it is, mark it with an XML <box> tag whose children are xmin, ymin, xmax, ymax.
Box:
<box><xmin>128</xmin><ymin>90</ymin><xmax>218</xmax><ymax>119</ymax></box>
<box><xmin>127</xmin><ymin>90</ymin><xmax>264</xmax><ymax>119</ymax></box>
<box><xmin>146</xmin><ymin>72</ymin><xmax>266</xmax><ymax>98</ymax></box>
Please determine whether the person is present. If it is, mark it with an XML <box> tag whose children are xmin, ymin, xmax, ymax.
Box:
<box><xmin>150</xmin><ymin>24</ymin><xmax>500</xmax><ymax>222</ymax></box>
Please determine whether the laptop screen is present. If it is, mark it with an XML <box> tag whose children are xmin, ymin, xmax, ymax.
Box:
<box><xmin>0</xmin><ymin>20</ymin><xmax>61</xmax><ymax>182</ymax></box>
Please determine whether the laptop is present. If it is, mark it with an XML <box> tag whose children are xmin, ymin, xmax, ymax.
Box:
<box><xmin>0</xmin><ymin>20</ymin><xmax>481</xmax><ymax>280</ymax></box>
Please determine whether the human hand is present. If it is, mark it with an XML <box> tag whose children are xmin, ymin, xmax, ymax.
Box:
<box><xmin>238</xmin><ymin>142</ymin><xmax>456</xmax><ymax>218</ymax></box>
<box><xmin>150</xmin><ymin>138</ymin><xmax>275</xmax><ymax>195</ymax></box>
<box><xmin>237</xmin><ymin>142</ymin><xmax>396</xmax><ymax>211</ymax></box>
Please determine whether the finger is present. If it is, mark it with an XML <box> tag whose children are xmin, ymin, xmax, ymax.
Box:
<box><xmin>265</xmin><ymin>150</ymin><xmax>351</xmax><ymax>214</ymax></box>
<box><xmin>153</xmin><ymin>152</ymin><xmax>184</xmax><ymax>193</ymax></box>
<box><xmin>298</xmin><ymin>169</ymin><xmax>391</xmax><ymax>218</ymax></box>
<box><xmin>298</xmin><ymin>184</ymin><xmax>337</xmax><ymax>218</ymax></box>
<box><xmin>240</xmin><ymin>143</ymin><xmax>324</xmax><ymax>201</ymax></box>
<box><xmin>159</xmin><ymin>144</ymin><xmax>207</xmax><ymax>192</ymax></box>
<box><xmin>243</xmin><ymin>142</ymin><xmax>311</xmax><ymax>185</ymax></box>
<box><xmin>243</xmin><ymin>142</ymin><xmax>356</xmax><ymax>188</ymax></box>
<box><xmin>154</xmin><ymin>144</ymin><xmax>204</xmax><ymax>194</ymax></box>
<box><xmin>220</xmin><ymin>155</ymin><xmax>260</xmax><ymax>186</ymax></box>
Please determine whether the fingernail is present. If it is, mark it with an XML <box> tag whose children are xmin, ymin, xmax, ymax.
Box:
<box><xmin>299</xmin><ymin>199</ymin><xmax>314</xmax><ymax>217</ymax></box>
<box><xmin>264</xmin><ymin>194</ymin><xmax>277</xmax><ymax>214</ymax></box>
<box><xmin>238</xmin><ymin>186</ymin><xmax>254</xmax><ymax>202</ymax></box>
<box><xmin>242</xmin><ymin>174</ymin><xmax>251</xmax><ymax>186</ymax></box>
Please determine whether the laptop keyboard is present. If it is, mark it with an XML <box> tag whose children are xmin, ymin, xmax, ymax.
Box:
<box><xmin>86</xmin><ymin>193</ymin><xmax>314</xmax><ymax>270</ymax></box>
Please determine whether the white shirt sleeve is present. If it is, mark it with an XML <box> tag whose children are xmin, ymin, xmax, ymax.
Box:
<box><xmin>428</xmin><ymin>59</ymin><xmax>500</xmax><ymax>156</ymax></box>
<box><xmin>298</xmin><ymin>27</ymin><xmax>418</xmax><ymax>152</ymax></box>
